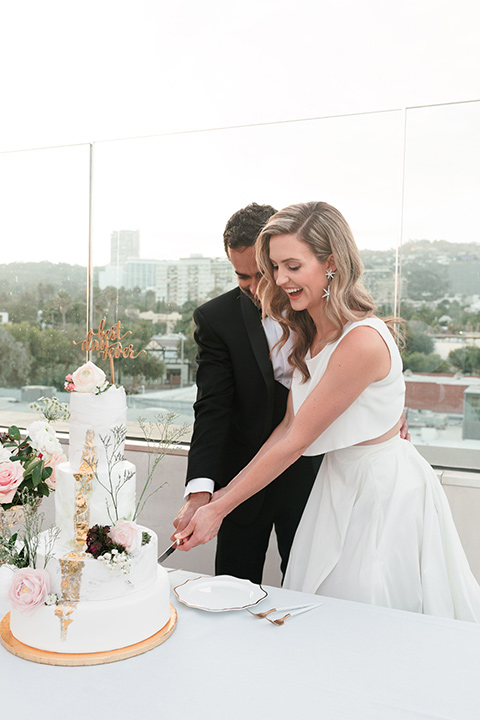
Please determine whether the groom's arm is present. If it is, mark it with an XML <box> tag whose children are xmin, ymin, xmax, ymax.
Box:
<box><xmin>185</xmin><ymin>304</ymin><xmax>237</xmax><ymax>487</ymax></box>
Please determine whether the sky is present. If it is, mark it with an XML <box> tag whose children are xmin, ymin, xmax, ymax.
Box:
<box><xmin>1</xmin><ymin>0</ymin><xmax>479</xmax><ymax>265</ymax></box>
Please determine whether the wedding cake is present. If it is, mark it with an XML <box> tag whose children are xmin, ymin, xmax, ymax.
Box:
<box><xmin>7</xmin><ymin>361</ymin><xmax>171</xmax><ymax>655</ymax></box>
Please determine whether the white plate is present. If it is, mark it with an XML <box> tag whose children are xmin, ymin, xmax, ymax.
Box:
<box><xmin>173</xmin><ymin>575</ymin><xmax>268</xmax><ymax>612</ymax></box>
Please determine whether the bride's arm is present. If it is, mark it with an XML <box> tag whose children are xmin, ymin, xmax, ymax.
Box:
<box><xmin>176</xmin><ymin>325</ymin><xmax>391</xmax><ymax>550</ymax></box>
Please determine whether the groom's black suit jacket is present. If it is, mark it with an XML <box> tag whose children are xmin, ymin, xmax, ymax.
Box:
<box><xmin>186</xmin><ymin>286</ymin><xmax>319</xmax><ymax>533</ymax></box>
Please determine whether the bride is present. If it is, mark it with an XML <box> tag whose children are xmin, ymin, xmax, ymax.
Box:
<box><xmin>175</xmin><ymin>201</ymin><xmax>480</xmax><ymax>621</ymax></box>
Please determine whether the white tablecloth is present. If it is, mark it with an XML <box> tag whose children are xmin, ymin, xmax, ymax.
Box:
<box><xmin>2</xmin><ymin>569</ymin><xmax>480</xmax><ymax>720</ymax></box>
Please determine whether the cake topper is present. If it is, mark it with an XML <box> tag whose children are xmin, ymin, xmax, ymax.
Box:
<box><xmin>73</xmin><ymin>319</ymin><xmax>145</xmax><ymax>384</ymax></box>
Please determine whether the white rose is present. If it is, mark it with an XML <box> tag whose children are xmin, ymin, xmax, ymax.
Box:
<box><xmin>72</xmin><ymin>361</ymin><xmax>106</xmax><ymax>393</ymax></box>
<box><xmin>27</xmin><ymin>420</ymin><xmax>62</xmax><ymax>457</ymax></box>
<box><xmin>0</xmin><ymin>443</ymin><xmax>12</xmax><ymax>462</ymax></box>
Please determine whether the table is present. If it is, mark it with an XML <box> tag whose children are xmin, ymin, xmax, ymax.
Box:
<box><xmin>2</xmin><ymin>569</ymin><xmax>480</xmax><ymax>720</ymax></box>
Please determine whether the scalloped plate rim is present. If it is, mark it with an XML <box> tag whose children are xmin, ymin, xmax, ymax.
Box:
<box><xmin>173</xmin><ymin>575</ymin><xmax>268</xmax><ymax>612</ymax></box>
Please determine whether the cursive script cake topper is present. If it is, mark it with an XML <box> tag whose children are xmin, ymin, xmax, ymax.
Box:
<box><xmin>73</xmin><ymin>319</ymin><xmax>145</xmax><ymax>384</ymax></box>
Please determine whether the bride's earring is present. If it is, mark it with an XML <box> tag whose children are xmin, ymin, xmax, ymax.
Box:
<box><xmin>323</xmin><ymin>268</ymin><xmax>335</xmax><ymax>301</ymax></box>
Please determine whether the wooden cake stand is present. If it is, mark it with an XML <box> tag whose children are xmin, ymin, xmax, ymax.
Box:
<box><xmin>0</xmin><ymin>604</ymin><xmax>177</xmax><ymax>666</ymax></box>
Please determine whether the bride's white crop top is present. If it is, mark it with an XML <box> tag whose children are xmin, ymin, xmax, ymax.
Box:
<box><xmin>291</xmin><ymin>317</ymin><xmax>405</xmax><ymax>455</ymax></box>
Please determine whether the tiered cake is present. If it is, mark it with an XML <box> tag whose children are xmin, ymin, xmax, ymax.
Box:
<box><xmin>8</xmin><ymin>363</ymin><xmax>171</xmax><ymax>655</ymax></box>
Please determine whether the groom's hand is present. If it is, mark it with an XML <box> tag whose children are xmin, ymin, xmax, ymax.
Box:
<box><xmin>171</xmin><ymin>492</ymin><xmax>211</xmax><ymax>542</ymax></box>
<box><xmin>175</xmin><ymin>502</ymin><xmax>224</xmax><ymax>551</ymax></box>
<box><xmin>399</xmin><ymin>411</ymin><xmax>411</xmax><ymax>442</ymax></box>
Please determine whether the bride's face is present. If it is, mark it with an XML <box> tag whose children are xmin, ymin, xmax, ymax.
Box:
<box><xmin>269</xmin><ymin>233</ymin><xmax>335</xmax><ymax>314</ymax></box>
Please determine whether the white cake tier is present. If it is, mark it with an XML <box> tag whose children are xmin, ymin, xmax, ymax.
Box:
<box><xmin>10</xmin><ymin>567</ymin><xmax>170</xmax><ymax>653</ymax></box>
<box><xmin>37</xmin><ymin>527</ymin><xmax>158</xmax><ymax>601</ymax></box>
<box><xmin>55</xmin><ymin>461</ymin><xmax>136</xmax><ymax>547</ymax></box>
<box><xmin>68</xmin><ymin>386</ymin><xmax>128</xmax><ymax>472</ymax></box>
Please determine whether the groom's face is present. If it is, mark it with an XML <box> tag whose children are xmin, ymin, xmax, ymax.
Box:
<box><xmin>228</xmin><ymin>245</ymin><xmax>262</xmax><ymax>307</ymax></box>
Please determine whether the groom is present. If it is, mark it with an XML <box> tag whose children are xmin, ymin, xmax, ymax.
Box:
<box><xmin>172</xmin><ymin>203</ymin><xmax>321</xmax><ymax>584</ymax></box>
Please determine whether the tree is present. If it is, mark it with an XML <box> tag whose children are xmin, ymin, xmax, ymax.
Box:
<box><xmin>66</xmin><ymin>300</ymin><xmax>88</xmax><ymax>326</ymax></box>
<box><xmin>5</xmin><ymin>294</ymin><xmax>39</xmax><ymax>324</ymax></box>
<box><xmin>449</xmin><ymin>347</ymin><xmax>480</xmax><ymax>375</ymax></box>
<box><xmin>54</xmin><ymin>290</ymin><xmax>73</xmax><ymax>330</ymax></box>
<box><xmin>0</xmin><ymin>326</ymin><xmax>31</xmax><ymax>387</ymax></box>
<box><xmin>174</xmin><ymin>300</ymin><xmax>197</xmax><ymax>335</ymax></box>
<box><xmin>37</xmin><ymin>283</ymin><xmax>56</xmax><ymax>310</ymax></box>
<box><xmin>27</xmin><ymin>326</ymin><xmax>85</xmax><ymax>386</ymax></box>
<box><xmin>92</xmin><ymin>286</ymin><xmax>120</xmax><ymax>327</ymax></box>
<box><xmin>119</xmin><ymin>352</ymin><xmax>165</xmax><ymax>386</ymax></box>
<box><xmin>404</xmin><ymin>261</ymin><xmax>448</xmax><ymax>300</ymax></box>
<box><xmin>406</xmin><ymin>332</ymin><xmax>434</xmax><ymax>355</ymax></box>
<box><xmin>169</xmin><ymin>301</ymin><xmax>197</xmax><ymax>366</ymax></box>
<box><xmin>402</xmin><ymin>352</ymin><xmax>451</xmax><ymax>373</ymax></box>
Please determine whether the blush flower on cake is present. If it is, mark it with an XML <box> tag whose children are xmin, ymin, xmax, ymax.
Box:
<box><xmin>109</xmin><ymin>519</ymin><xmax>143</xmax><ymax>555</ymax></box>
<box><xmin>42</xmin><ymin>453</ymin><xmax>67</xmax><ymax>490</ymax></box>
<box><xmin>65</xmin><ymin>361</ymin><xmax>110</xmax><ymax>394</ymax></box>
<box><xmin>8</xmin><ymin>567</ymin><xmax>51</xmax><ymax>613</ymax></box>
<box><xmin>0</xmin><ymin>461</ymin><xmax>24</xmax><ymax>504</ymax></box>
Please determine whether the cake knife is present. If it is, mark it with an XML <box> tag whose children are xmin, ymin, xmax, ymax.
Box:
<box><xmin>157</xmin><ymin>539</ymin><xmax>181</xmax><ymax>564</ymax></box>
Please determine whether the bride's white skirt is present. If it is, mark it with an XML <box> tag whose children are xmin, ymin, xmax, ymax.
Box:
<box><xmin>284</xmin><ymin>436</ymin><xmax>480</xmax><ymax>621</ymax></box>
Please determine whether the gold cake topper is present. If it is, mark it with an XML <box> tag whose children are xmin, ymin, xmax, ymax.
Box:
<box><xmin>73</xmin><ymin>319</ymin><xmax>145</xmax><ymax>384</ymax></box>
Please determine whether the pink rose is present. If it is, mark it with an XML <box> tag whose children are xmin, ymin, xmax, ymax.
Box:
<box><xmin>0</xmin><ymin>460</ymin><xmax>24</xmax><ymax>504</ymax></box>
<box><xmin>9</xmin><ymin>567</ymin><xmax>51</xmax><ymax>613</ymax></box>
<box><xmin>109</xmin><ymin>520</ymin><xmax>143</xmax><ymax>554</ymax></box>
<box><xmin>65</xmin><ymin>374</ymin><xmax>73</xmax><ymax>382</ymax></box>
<box><xmin>72</xmin><ymin>361</ymin><xmax>106</xmax><ymax>393</ymax></box>
<box><xmin>43</xmin><ymin>453</ymin><xmax>67</xmax><ymax>490</ymax></box>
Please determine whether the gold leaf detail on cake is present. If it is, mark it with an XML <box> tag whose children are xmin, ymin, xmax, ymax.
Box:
<box><xmin>73</xmin><ymin>429</ymin><xmax>97</xmax><ymax>548</ymax></box>
<box><xmin>55</xmin><ymin>552</ymin><xmax>85</xmax><ymax>640</ymax></box>
<box><xmin>54</xmin><ymin>604</ymin><xmax>76</xmax><ymax>639</ymax></box>
<box><xmin>80</xmin><ymin>429</ymin><xmax>98</xmax><ymax>473</ymax></box>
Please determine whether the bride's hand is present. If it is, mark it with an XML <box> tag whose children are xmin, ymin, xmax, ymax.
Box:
<box><xmin>212</xmin><ymin>487</ymin><xmax>228</xmax><ymax>502</ymax></box>
<box><xmin>174</xmin><ymin>501</ymin><xmax>225</xmax><ymax>551</ymax></box>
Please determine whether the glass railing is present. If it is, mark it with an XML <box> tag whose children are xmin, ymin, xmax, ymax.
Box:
<box><xmin>1</xmin><ymin>102</ymin><xmax>479</xmax><ymax>468</ymax></box>
<box><xmin>401</xmin><ymin>101</ymin><xmax>480</xmax><ymax>468</ymax></box>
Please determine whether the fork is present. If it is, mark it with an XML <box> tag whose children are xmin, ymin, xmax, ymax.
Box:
<box><xmin>246</xmin><ymin>607</ymin><xmax>277</xmax><ymax>618</ymax></box>
<box><xmin>247</xmin><ymin>602</ymin><xmax>320</xmax><ymax>619</ymax></box>
<box><xmin>266</xmin><ymin>603</ymin><xmax>323</xmax><ymax>625</ymax></box>
<box><xmin>267</xmin><ymin>613</ymin><xmax>291</xmax><ymax>625</ymax></box>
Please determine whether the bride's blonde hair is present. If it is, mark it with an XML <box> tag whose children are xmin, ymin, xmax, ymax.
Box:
<box><xmin>256</xmin><ymin>201</ymin><xmax>396</xmax><ymax>381</ymax></box>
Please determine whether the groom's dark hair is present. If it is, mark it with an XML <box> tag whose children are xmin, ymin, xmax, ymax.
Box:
<box><xmin>223</xmin><ymin>202</ymin><xmax>277</xmax><ymax>255</ymax></box>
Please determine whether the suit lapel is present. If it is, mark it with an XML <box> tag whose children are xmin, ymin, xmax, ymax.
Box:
<box><xmin>240</xmin><ymin>291</ymin><xmax>276</xmax><ymax>432</ymax></box>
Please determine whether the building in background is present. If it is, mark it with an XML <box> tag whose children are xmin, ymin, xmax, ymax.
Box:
<box><xmin>156</xmin><ymin>254</ymin><xmax>235</xmax><ymax>306</ymax></box>
<box><xmin>98</xmin><ymin>248</ymin><xmax>235</xmax><ymax>305</ymax></box>
<box><xmin>145</xmin><ymin>332</ymin><xmax>190</xmax><ymax>386</ymax></box>
<box><xmin>124</xmin><ymin>259</ymin><xmax>162</xmax><ymax>292</ymax></box>
<box><xmin>405</xmin><ymin>373</ymin><xmax>480</xmax><ymax>440</ymax></box>
<box><xmin>111</xmin><ymin>230</ymin><xmax>140</xmax><ymax>265</ymax></box>
<box><xmin>98</xmin><ymin>229</ymin><xmax>141</xmax><ymax>290</ymax></box>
